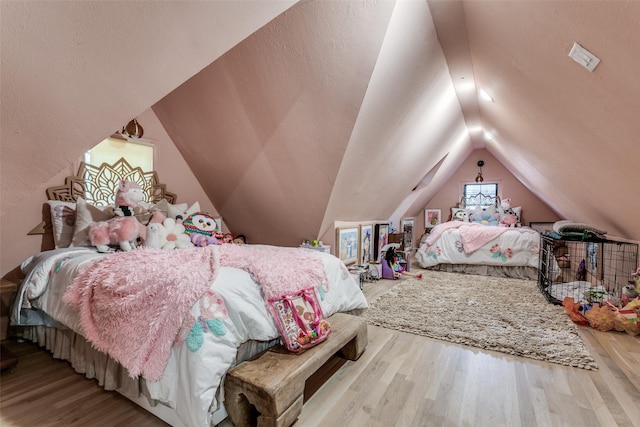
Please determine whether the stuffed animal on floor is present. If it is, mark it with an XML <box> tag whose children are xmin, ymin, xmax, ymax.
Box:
<box><xmin>613</xmin><ymin>306</ymin><xmax>640</xmax><ymax>336</ymax></box>
<box><xmin>562</xmin><ymin>297</ymin><xmax>589</xmax><ymax>326</ymax></box>
<box><xmin>584</xmin><ymin>304</ymin><xmax>617</xmax><ymax>332</ymax></box>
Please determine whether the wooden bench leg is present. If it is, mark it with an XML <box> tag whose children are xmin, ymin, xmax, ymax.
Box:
<box><xmin>224</xmin><ymin>314</ymin><xmax>369</xmax><ymax>427</ymax></box>
<box><xmin>224</xmin><ymin>381</ymin><xmax>258</xmax><ymax>427</ymax></box>
<box><xmin>339</xmin><ymin>319</ymin><xmax>368</xmax><ymax>360</ymax></box>
<box><xmin>225</xmin><ymin>377</ymin><xmax>305</xmax><ymax>427</ymax></box>
<box><xmin>260</xmin><ymin>394</ymin><xmax>303</xmax><ymax>427</ymax></box>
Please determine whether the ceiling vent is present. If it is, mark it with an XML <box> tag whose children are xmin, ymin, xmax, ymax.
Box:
<box><xmin>568</xmin><ymin>42</ymin><xmax>600</xmax><ymax>72</ymax></box>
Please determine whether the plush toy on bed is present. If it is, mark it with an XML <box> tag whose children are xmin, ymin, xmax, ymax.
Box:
<box><xmin>470</xmin><ymin>207</ymin><xmax>499</xmax><ymax>226</ymax></box>
<box><xmin>113</xmin><ymin>179</ymin><xmax>149</xmax><ymax>217</ymax></box>
<box><xmin>183</xmin><ymin>212</ymin><xmax>221</xmax><ymax>246</ymax></box>
<box><xmin>499</xmin><ymin>198</ymin><xmax>520</xmax><ymax>227</ymax></box>
<box><xmin>88</xmin><ymin>180</ymin><xmax>148</xmax><ymax>252</ymax></box>
<box><xmin>452</xmin><ymin>208</ymin><xmax>468</xmax><ymax>222</ymax></box>
<box><xmin>144</xmin><ymin>223</ymin><xmax>164</xmax><ymax>249</ymax></box>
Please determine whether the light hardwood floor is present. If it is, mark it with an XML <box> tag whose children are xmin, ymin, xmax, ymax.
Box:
<box><xmin>1</xmin><ymin>276</ymin><xmax>639</xmax><ymax>427</ymax></box>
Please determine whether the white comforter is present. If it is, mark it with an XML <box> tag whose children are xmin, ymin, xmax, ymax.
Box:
<box><xmin>12</xmin><ymin>246</ymin><xmax>368</xmax><ymax>427</ymax></box>
<box><xmin>415</xmin><ymin>222</ymin><xmax>542</xmax><ymax>269</ymax></box>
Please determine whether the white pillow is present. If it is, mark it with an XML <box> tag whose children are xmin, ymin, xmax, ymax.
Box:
<box><xmin>47</xmin><ymin>201</ymin><xmax>76</xmax><ymax>248</ymax></box>
<box><xmin>153</xmin><ymin>199</ymin><xmax>200</xmax><ymax>220</ymax></box>
<box><xmin>70</xmin><ymin>198</ymin><xmax>114</xmax><ymax>247</ymax></box>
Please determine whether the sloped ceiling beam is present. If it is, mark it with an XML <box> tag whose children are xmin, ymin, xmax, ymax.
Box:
<box><xmin>1</xmin><ymin>0</ymin><xmax>297</xmax><ymax>216</ymax></box>
<box><xmin>154</xmin><ymin>0</ymin><xmax>396</xmax><ymax>246</ymax></box>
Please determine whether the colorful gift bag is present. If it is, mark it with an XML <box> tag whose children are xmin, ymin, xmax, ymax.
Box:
<box><xmin>268</xmin><ymin>286</ymin><xmax>331</xmax><ymax>353</ymax></box>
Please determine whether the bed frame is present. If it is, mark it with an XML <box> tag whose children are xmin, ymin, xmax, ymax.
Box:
<box><xmin>459</xmin><ymin>192</ymin><xmax>501</xmax><ymax>209</ymax></box>
<box><xmin>20</xmin><ymin>158</ymin><xmax>233</xmax><ymax>426</ymax></box>
<box><xmin>45</xmin><ymin>157</ymin><xmax>176</xmax><ymax>205</ymax></box>
<box><xmin>29</xmin><ymin>157</ymin><xmax>176</xmax><ymax>249</ymax></box>
<box><xmin>426</xmin><ymin>192</ymin><xmax>539</xmax><ymax>280</ymax></box>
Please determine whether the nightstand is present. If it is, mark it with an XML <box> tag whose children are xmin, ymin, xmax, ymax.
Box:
<box><xmin>1</xmin><ymin>278</ymin><xmax>18</xmax><ymax>341</ymax></box>
<box><xmin>1</xmin><ymin>278</ymin><xmax>19</xmax><ymax>370</ymax></box>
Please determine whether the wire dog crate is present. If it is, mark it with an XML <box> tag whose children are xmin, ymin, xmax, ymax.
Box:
<box><xmin>538</xmin><ymin>234</ymin><xmax>638</xmax><ymax>305</ymax></box>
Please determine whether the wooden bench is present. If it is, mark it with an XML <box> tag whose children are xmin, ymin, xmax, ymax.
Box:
<box><xmin>224</xmin><ymin>312</ymin><xmax>368</xmax><ymax>427</ymax></box>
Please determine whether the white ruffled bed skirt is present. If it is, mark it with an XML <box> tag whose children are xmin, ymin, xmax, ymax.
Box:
<box><xmin>425</xmin><ymin>264</ymin><xmax>539</xmax><ymax>281</ymax></box>
<box><xmin>15</xmin><ymin>325</ymin><xmax>279</xmax><ymax>426</ymax></box>
<box><xmin>16</xmin><ymin>325</ymin><xmax>149</xmax><ymax>401</ymax></box>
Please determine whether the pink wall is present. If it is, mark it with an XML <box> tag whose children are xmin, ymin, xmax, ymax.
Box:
<box><xmin>323</xmin><ymin>148</ymin><xmax>562</xmax><ymax>256</ymax></box>
<box><xmin>0</xmin><ymin>109</ymin><xmax>215</xmax><ymax>279</ymax></box>
<box><xmin>415</xmin><ymin>148</ymin><xmax>562</xmax><ymax>235</ymax></box>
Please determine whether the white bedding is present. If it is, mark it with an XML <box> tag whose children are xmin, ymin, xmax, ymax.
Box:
<box><xmin>12</xmin><ymin>246</ymin><xmax>368</xmax><ymax>427</ymax></box>
<box><xmin>415</xmin><ymin>222</ymin><xmax>542</xmax><ymax>270</ymax></box>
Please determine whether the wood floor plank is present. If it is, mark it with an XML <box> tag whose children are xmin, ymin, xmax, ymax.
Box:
<box><xmin>1</xmin><ymin>274</ymin><xmax>639</xmax><ymax>427</ymax></box>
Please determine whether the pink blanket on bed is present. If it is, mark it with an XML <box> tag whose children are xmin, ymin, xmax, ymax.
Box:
<box><xmin>63</xmin><ymin>246</ymin><xmax>220</xmax><ymax>381</ymax></box>
<box><xmin>217</xmin><ymin>244</ymin><xmax>328</xmax><ymax>299</ymax></box>
<box><xmin>63</xmin><ymin>244</ymin><xmax>327</xmax><ymax>381</ymax></box>
<box><xmin>426</xmin><ymin>222</ymin><xmax>509</xmax><ymax>254</ymax></box>
<box><xmin>458</xmin><ymin>224</ymin><xmax>509</xmax><ymax>254</ymax></box>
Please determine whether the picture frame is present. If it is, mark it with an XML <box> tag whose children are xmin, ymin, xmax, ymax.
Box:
<box><xmin>424</xmin><ymin>209</ymin><xmax>441</xmax><ymax>229</ymax></box>
<box><xmin>373</xmin><ymin>223</ymin><xmax>389</xmax><ymax>262</ymax></box>
<box><xmin>359</xmin><ymin>224</ymin><xmax>373</xmax><ymax>265</ymax></box>
<box><xmin>587</xmin><ymin>242</ymin><xmax>602</xmax><ymax>279</ymax></box>
<box><xmin>336</xmin><ymin>227</ymin><xmax>359</xmax><ymax>265</ymax></box>
<box><xmin>400</xmin><ymin>218</ymin><xmax>415</xmax><ymax>251</ymax></box>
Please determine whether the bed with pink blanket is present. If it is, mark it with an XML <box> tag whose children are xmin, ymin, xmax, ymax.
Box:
<box><xmin>416</xmin><ymin>195</ymin><xmax>548</xmax><ymax>280</ymax></box>
<box><xmin>12</xmin><ymin>244</ymin><xmax>367</xmax><ymax>426</ymax></box>
<box><xmin>9</xmin><ymin>158</ymin><xmax>368</xmax><ymax>427</ymax></box>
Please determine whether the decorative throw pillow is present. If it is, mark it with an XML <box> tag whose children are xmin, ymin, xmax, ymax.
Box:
<box><xmin>70</xmin><ymin>197</ymin><xmax>114</xmax><ymax>247</ymax></box>
<box><xmin>499</xmin><ymin>206</ymin><xmax>522</xmax><ymax>225</ymax></box>
<box><xmin>153</xmin><ymin>199</ymin><xmax>200</xmax><ymax>220</ymax></box>
<box><xmin>450</xmin><ymin>207</ymin><xmax>470</xmax><ymax>222</ymax></box>
<box><xmin>47</xmin><ymin>201</ymin><xmax>77</xmax><ymax>248</ymax></box>
<box><xmin>470</xmin><ymin>206</ymin><xmax>499</xmax><ymax>226</ymax></box>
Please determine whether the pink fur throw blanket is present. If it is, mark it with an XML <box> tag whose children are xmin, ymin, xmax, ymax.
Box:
<box><xmin>425</xmin><ymin>221</ymin><xmax>466</xmax><ymax>246</ymax></box>
<box><xmin>217</xmin><ymin>244</ymin><xmax>328</xmax><ymax>299</ymax></box>
<box><xmin>63</xmin><ymin>244</ymin><xmax>327</xmax><ymax>380</ymax></box>
<box><xmin>458</xmin><ymin>224</ymin><xmax>509</xmax><ymax>254</ymax></box>
<box><xmin>64</xmin><ymin>247</ymin><xmax>220</xmax><ymax>380</ymax></box>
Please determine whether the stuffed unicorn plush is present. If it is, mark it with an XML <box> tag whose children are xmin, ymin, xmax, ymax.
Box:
<box><xmin>113</xmin><ymin>179</ymin><xmax>148</xmax><ymax>217</ymax></box>
<box><xmin>88</xmin><ymin>179</ymin><xmax>147</xmax><ymax>252</ymax></box>
<box><xmin>89</xmin><ymin>216</ymin><xmax>146</xmax><ymax>252</ymax></box>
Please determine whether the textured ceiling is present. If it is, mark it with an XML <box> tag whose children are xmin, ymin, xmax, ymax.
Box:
<box><xmin>2</xmin><ymin>0</ymin><xmax>640</xmax><ymax>263</ymax></box>
<box><xmin>154</xmin><ymin>0</ymin><xmax>640</xmax><ymax>244</ymax></box>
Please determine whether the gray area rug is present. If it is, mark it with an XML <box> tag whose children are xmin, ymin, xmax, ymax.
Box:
<box><xmin>365</xmin><ymin>270</ymin><xmax>598</xmax><ymax>370</ymax></box>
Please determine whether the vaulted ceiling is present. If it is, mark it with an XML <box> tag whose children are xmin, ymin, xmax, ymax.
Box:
<box><xmin>2</xmin><ymin>1</ymin><xmax>640</xmax><ymax>258</ymax></box>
